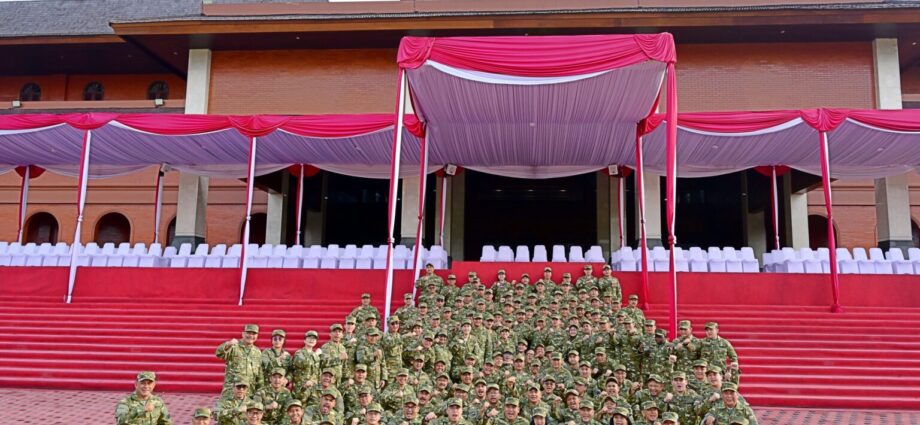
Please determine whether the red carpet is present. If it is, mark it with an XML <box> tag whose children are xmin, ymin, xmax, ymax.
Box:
<box><xmin>0</xmin><ymin>265</ymin><xmax>918</xmax><ymax>409</ymax></box>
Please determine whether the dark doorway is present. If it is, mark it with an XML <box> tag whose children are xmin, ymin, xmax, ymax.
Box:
<box><xmin>25</xmin><ymin>212</ymin><xmax>59</xmax><ymax>244</ymax></box>
<box><xmin>464</xmin><ymin>171</ymin><xmax>596</xmax><ymax>259</ymax></box>
<box><xmin>808</xmin><ymin>215</ymin><xmax>836</xmax><ymax>250</ymax></box>
<box><xmin>94</xmin><ymin>212</ymin><xmax>131</xmax><ymax>244</ymax></box>
<box><xmin>673</xmin><ymin>173</ymin><xmax>744</xmax><ymax>249</ymax></box>
<box><xmin>243</xmin><ymin>213</ymin><xmax>267</xmax><ymax>245</ymax></box>
<box><xmin>324</xmin><ymin>174</ymin><xmax>398</xmax><ymax>246</ymax></box>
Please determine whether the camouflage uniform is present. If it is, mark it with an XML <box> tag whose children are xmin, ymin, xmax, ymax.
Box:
<box><xmin>114</xmin><ymin>373</ymin><xmax>172</xmax><ymax>425</ymax></box>
<box><xmin>253</xmin><ymin>380</ymin><xmax>294</xmax><ymax>425</ymax></box>
<box><xmin>216</xmin><ymin>326</ymin><xmax>263</xmax><ymax>393</ymax></box>
<box><xmin>291</xmin><ymin>333</ymin><xmax>322</xmax><ymax>394</ymax></box>
<box><xmin>321</xmin><ymin>324</ymin><xmax>349</xmax><ymax>385</ymax></box>
<box><xmin>701</xmin><ymin>385</ymin><xmax>757</xmax><ymax>425</ymax></box>
<box><xmin>215</xmin><ymin>394</ymin><xmax>251</xmax><ymax>425</ymax></box>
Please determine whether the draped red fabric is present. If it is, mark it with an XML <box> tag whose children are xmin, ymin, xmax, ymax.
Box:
<box><xmin>639</xmin><ymin>110</ymin><xmax>803</xmax><ymax>136</ymax></box>
<box><xmin>844</xmin><ymin>108</ymin><xmax>920</xmax><ymax>131</ymax></box>
<box><xmin>801</xmin><ymin>108</ymin><xmax>849</xmax><ymax>132</ymax></box>
<box><xmin>818</xmin><ymin>132</ymin><xmax>843</xmax><ymax>313</ymax></box>
<box><xmin>398</xmin><ymin>34</ymin><xmax>676</xmax><ymax>75</ymax></box>
<box><xmin>753</xmin><ymin>165</ymin><xmax>791</xmax><ymax>177</ymax></box>
<box><xmin>0</xmin><ymin>113</ymin><xmax>424</xmax><ymax>138</ymax></box>
<box><xmin>15</xmin><ymin>165</ymin><xmax>45</xmax><ymax>179</ymax></box>
<box><xmin>287</xmin><ymin>164</ymin><xmax>321</xmax><ymax>178</ymax></box>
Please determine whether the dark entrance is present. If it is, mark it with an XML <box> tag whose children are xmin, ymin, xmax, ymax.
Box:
<box><xmin>673</xmin><ymin>173</ymin><xmax>745</xmax><ymax>249</ymax></box>
<box><xmin>464</xmin><ymin>170</ymin><xmax>597</xmax><ymax>260</ymax></box>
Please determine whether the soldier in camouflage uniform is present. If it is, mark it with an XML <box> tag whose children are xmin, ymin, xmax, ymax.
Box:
<box><xmin>262</xmin><ymin>329</ymin><xmax>292</xmax><ymax>387</ymax></box>
<box><xmin>382</xmin><ymin>317</ymin><xmax>405</xmax><ymax>378</ymax></box>
<box><xmin>356</xmin><ymin>329</ymin><xmax>385</xmax><ymax>388</ymax></box>
<box><xmin>664</xmin><ymin>372</ymin><xmax>701</xmax><ymax>425</ymax></box>
<box><xmin>380</xmin><ymin>369</ymin><xmax>416</xmax><ymax>412</ymax></box>
<box><xmin>429</xmin><ymin>398</ymin><xmax>474</xmax><ymax>425</ymax></box>
<box><xmin>216</xmin><ymin>380</ymin><xmax>253</xmax><ymax>425</ymax></box>
<box><xmin>688</xmin><ymin>361</ymin><xmax>710</xmax><ymax>395</ymax></box>
<box><xmin>575</xmin><ymin>265</ymin><xmax>597</xmax><ymax>291</ymax></box>
<box><xmin>291</xmin><ymin>331</ymin><xmax>322</xmax><ymax>396</ymax></box>
<box><xmin>489</xmin><ymin>398</ymin><xmax>529</xmax><ymax>425</ymax></box>
<box><xmin>615</xmin><ymin>318</ymin><xmax>642</xmax><ymax>381</ymax></box>
<box><xmin>700</xmin><ymin>384</ymin><xmax>757</xmax><ymax>425</ymax></box>
<box><xmin>634</xmin><ymin>401</ymin><xmax>660</xmax><ymax>425</ymax></box>
<box><xmin>660</xmin><ymin>411</ymin><xmax>680</xmax><ymax>425</ymax></box>
<box><xmin>671</xmin><ymin>321</ymin><xmax>701</xmax><ymax>374</ymax></box>
<box><xmin>254</xmin><ymin>368</ymin><xmax>294</xmax><ymax>425</ymax></box>
<box><xmin>699</xmin><ymin>322</ymin><xmax>740</xmax><ymax>382</ymax></box>
<box><xmin>321</xmin><ymin>323</ymin><xmax>349</xmax><ymax>385</ymax></box>
<box><xmin>394</xmin><ymin>293</ymin><xmax>418</xmax><ymax>323</ymax></box>
<box><xmin>191</xmin><ymin>407</ymin><xmax>210</xmax><ymax>425</ymax></box>
<box><xmin>596</xmin><ymin>265</ymin><xmax>621</xmax><ymax>304</ymax></box>
<box><xmin>304</xmin><ymin>390</ymin><xmax>346</xmax><ymax>425</ymax></box>
<box><xmin>622</xmin><ymin>295</ymin><xmax>645</xmax><ymax>326</ymax></box>
<box><xmin>216</xmin><ymin>324</ymin><xmax>263</xmax><ymax>395</ymax></box>
<box><xmin>115</xmin><ymin>371</ymin><xmax>172</xmax><ymax>425</ymax></box>
<box><xmin>349</xmin><ymin>293</ymin><xmax>382</xmax><ymax>324</ymax></box>
<box><xmin>641</xmin><ymin>329</ymin><xmax>673</xmax><ymax>381</ymax></box>
<box><xmin>388</xmin><ymin>396</ymin><xmax>424</xmax><ymax>425</ymax></box>
<box><xmin>631</xmin><ymin>375</ymin><xmax>668</xmax><ymax>414</ymax></box>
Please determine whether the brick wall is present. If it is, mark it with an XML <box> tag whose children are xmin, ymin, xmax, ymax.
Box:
<box><xmin>0</xmin><ymin>74</ymin><xmax>185</xmax><ymax>102</ymax></box>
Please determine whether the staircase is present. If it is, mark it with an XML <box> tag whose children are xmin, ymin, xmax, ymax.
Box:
<box><xmin>646</xmin><ymin>304</ymin><xmax>920</xmax><ymax>410</ymax></box>
<box><xmin>0</xmin><ymin>298</ymin><xmax>918</xmax><ymax>410</ymax></box>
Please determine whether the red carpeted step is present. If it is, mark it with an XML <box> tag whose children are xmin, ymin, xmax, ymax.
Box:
<box><xmin>742</xmin><ymin>382</ymin><xmax>920</xmax><ymax>398</ymax></box>
<box><xmin>745</xmin><ymin>393</ymin><xmax>920</xmax><ymax>409</ymax></box>
<box><xmin>739</xmin><ymin>373</ymin><xmax>920</xmax><ymax>386</ymax></box>
<box><xmin>0</xmin><ymin>376</ymin><xmax>220</xmax><ymax>393</ymax></box>
<box><xmin>743</xmin><ymin>364</ymin><xmax>920</xmax><ymax>377</ymax></box>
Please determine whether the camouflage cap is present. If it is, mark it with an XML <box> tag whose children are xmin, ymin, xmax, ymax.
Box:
<box><xmin>243</xmin><ymin>324</ymin><xmax>259</xmax><ymax>333</ymax></box>
<box><xmin>453</xmin><ymin>383</ymin><xmax>470</xmax><ymax>393</ymax></box>
<box><xmin>361</xmin><ymin>293</ymin><xmax>371</xmax><ymax>299</ymax></box>
<box><xmin>583</xmin><ymin>264</ymin><xmax>593</xmax><ymax>270</ymax></box>
<box><xmin>357</xmin><ymin>385</ymin><xmax>373</xmax><ymax>395</ymax></box>
<box><xmin>579</xmin><ymin>400</ymin><xmax>594</xmax><ymax>410</ymax></box>
<box><xmin>527</xmin><ymin>382</ymin><xmax>541</xmax><ymax>391</ymax></box>
<box><xmin>564</xmin><ymin>389</ymin><xmax>579</xmax><ymax>398</ymax></box>
<box><xmin>285</xmin><ymin>400</ymin><xmax>304</xmax><ymax>410</ymax></box>
<box><xmin>641</xmin><ymin>401</ymin><xmax>658</xmax><ymax>410</ymax></box>
<box><xmin>193</xmin><ymin>407</ymin><xmax>211</xmax><ymax>418</ymax></box>
<box><xmin>474</xmin><ymin>379</ymin><xmax>487</xmax><ymax>387</ymax></box>
<box><xmin>365</xmin><ymin>315</ymin><xmax>378</xmax><ymax>322</ymax></box>
<box><xmin>305</xmin><ymin>330</ymin><xmax>319</xmax><ymax>338</ymax></box>
<box><xmin>321</xmin><ymin>368</ymin><xmax>336</xmax><ymax>376</ymax></box>
<box><xmin>693</xmin><ymin>360</ymin><xmax>708</xmax><ymax>368</ymax></box>
<box><xmin>646</xmin><ymin>374</ymin><xmax>664</xmax><ymax>384</ymax></box>
<box><xmin>270</xmin><ymin>367</ymin><xmax>286</xmax><ymax>376</ymax></box>
<box><xmin>721</xmin><ymin>383</ymin><xmax>739</xmax><ymax>393</ymax></box>
<box><xmin>644</xmin><ymin>320</ymin><xmax>656</xmax><ymax>326</ymax></box>
<box><xmin>321</xmin><ymin>389</ymin><xmax>339</xmax><ymax>399</ymax></box>
<box><xmin>345</xmin><ymin>317</ymin><xmax>357</xmax><ymax>325</ymax></box>
<box><xmin>504</xmin><ymin>397</ymin><xmax>520</xmax><ymax>407</ymax></box>
<box><xmin>678</xmin><ymin>320</ymin><xmax>692</xmax><ymax>329</ymax></box>
<box><xmin>594</xmin><ymin>347</ymin><xmax>607</xmax><ymax>355</ymax></box>
<box><xmin>562</xmin><ymin>273</ymin><xmax>571</xmax><ymax>278</ymax></box>
<box><xmin>660</xmin><ymin>412</ymin><xmax>679</xmax><ymax>423</ymax></box>
<box><xmin>330</xmin><ymin>323</ymin><xmax>343</xmax><ymax>331</ymax></box>
<box><xmin>705</xmin><ymin>321</ymin><xmax>719</xmax><ymax>329</ymax></box>
<box><xmin>655</xmin><ymin>329</ymin><xmax>668</xmax><ymax>338</ymax></box>
<box><xmin>486</xmin><ymin>383</ymin><xmax>501</xmax><ymax>391</ymax></box>
<box><xmin>707</xmin><ymin>366</ymin><xmax>723</xmax><ymax>374</ymax></box>
<box><xmin>622</xmin><ymin>317</ymin><xmax>634</xmax><ymax>324</ymax></box>
<box><xmin>521</xmin><ymin>273</ymin><xmax>530</xmax><ymax>278</ymax></box>
<box><xmin>233</xmin><ymin>379</ymin><xmax>249</xmax><ymax>387</ymax></box>
<box><xmin>272</xmin><ymin>329</ymin><xmax>286</xmax><ymax>337</ymax></box>
<box><xmin>418</xmin><ymin>385</ymin><xmax>433</xmax><ymax>393</ymax></box>
<box><xmin>388</xmin><ymin>316</ymin><xmax>400</xmax><ymax>324</ymax></box>
<box><xmin>532</xmin><ymin>407</ymin><xmax>549</xmax><ymax>418</ymax></box>
<box><xmin>355</xmin><ymin>364</ymin><xmax>368</xmax><ymax>372</ymax></box>
<box><xmin>498</xmin><ymin>269</ymin><xmax>506</xmax><ymax>274</ymax></box>
<box><xmin>447</xmin><ymin>274</ymin><xmax>457</xmax><ymax>279</ymax></box>
<box><xmin>247</xmin><ymin>401</ymin><xmax>265</xmax><ymax>411</ymax></box>
<box><xmin>671</xmin><ymin>372</ymin><xmax>687</xmax><ymax>380</ymax></box>
<box><xmin>367</xmin><ymin>403</ymin><xmax>384</xmax><ymax>413</ymax></box>
<box><xmin>404</xmin><ymin>396</ymin><xmax>419</xmax><ymax>406</ymax></box>
<box><xmin>603</xmin><ymin>264</ymin><xmax>612</xmax><ymax>270</ymax></box>
<box><xmin>613</xmin><ymin>364</ymin><xmax>627</xmax><ymax>372</ymax></box>
<box><xmin>136</xmin><ymin>371</ymin><xmax>156</xmax><ymax>382</ymax></box>
<box><xmin>368</xmin><ymin>329</ymin><xmax>382</xmax><ymax>337</ymax></box>
<box><xmin>541</xmin><ymin>375</ymin><xmax>556</xmax><ymax>382</ymax></box>
<box><xmin>396</xmin><ymin>368</ymin><xmax>410</xmax><ymax>377</ymax></box>
<box><xmin>447</xmin><ymin>398</ymin><xmax>464</xmax><ymax>408</ymax></box>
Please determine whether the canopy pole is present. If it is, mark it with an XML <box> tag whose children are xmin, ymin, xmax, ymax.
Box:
<box><xmin>16</xmin><ymin>166</ymin><xmax>31</xmax><ymax>244</ymax></box>
<box><xmin>665</xmin><ymin>62</ymin><xmax>679</xmax><ymax>339</ymax></box>
<box><xmin>295</xmin><ymin>164</ymin><xmax>305</xmax><ymax>246</ymax></box>
<box><xmin>66</xmin><ymin>130</ymin><xmax>93</xmax><ymax>304</ymax></box>
<box><xmin>384</xmin><ymin>69</ymin><xmax>409</xmax><ymax>332</ymax></box>
<box><xmin>770</xmin><ymin>166</ymin><xmax>781</xmax><ymax>251</ymax></box>
<box><xmin>153</xmin><ymin>165</ymin><xmax>166</xmax><ymax>245</ymax></box>
<box><xmin>818</xmin><ymin>131</ymin><xmax>843</xmax><ymax>313</ymax></box>
<box><xmin>411</xmin><ymin>133</ymin><xmax>429</xmax><ymax>300</ymax></box>
<box><xmin>634</xmin><ymin>134</ymin><xmax>650</xmax><ymax>312</ymax></box>
<box><xmin>438</xmin><ymin>175</ymin><xmax>448</xmax><ymax>248</ymax></box>
<box><xmin>618</xmin><ymin>176</ymin><xmax>626</xmax><ymax>249</ymax></box>
<box><xmin>238</xmin><ymin>136</ymin><xmax>258</xmax><ymax>306</ymax></box>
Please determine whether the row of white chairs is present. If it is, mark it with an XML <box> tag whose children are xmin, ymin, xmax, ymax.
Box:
<box><xmin>611</xmin><ymin>246</ymin><xmax>760</xmax><ymax>273</ymax></box>
<box><xmin>766</xmin><ymin>247</ymin><xmax>920</xmax><ymax>274</ymax></box>
<box><xmin>0</xmin><ymin>241</ymin><xmax>447</xmax><ymax>270</ymax></box>
<box><xmin>480</xmin><ymin>245</ymin><xmax>606</xmax><ymax>263</ymax></box>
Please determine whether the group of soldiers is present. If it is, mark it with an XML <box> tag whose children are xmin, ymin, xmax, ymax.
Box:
<box><xmin>116</xmin><ymin>264</ymin><xmax>757</xmax><ymax>425</ymax></box>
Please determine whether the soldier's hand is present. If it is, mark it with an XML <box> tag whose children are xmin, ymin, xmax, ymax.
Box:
<box><xmin>144</xmin><ymin>400</ymin><xmax>155</xmax><ymax>413</ymax></box>
<box><xmin>631</xmin><ymin>382</ymin><xmax>642</xmax><ymax>391</ymax></box>
<box><xmin>704</xmin><ymin>416</ymin><xmax>715</xmax><ymax>425</ymax></box>
<box><xmin>604</xmin><ymin>369</ymin><xmax>612</xmax><ymax>376</ymax></box>
<box><xmin>304</xmin><ymin>380</ymin><xmax>315</xmax><ymax>388</ymax></box>
<box><xmin>668</xmin><ymin>355</ymin><xmax>677</xmax><ymax>364</ymax></box>
<box><xmin>229</xmin><ymin>338</ymin><xmax>239</xmax><ymax>346</ymax></box>
<box><xmin>664</xmin><ymin>393</ymin><xmax>673</xmax><ymax>403</ymax></box>
<box><xmin>375</xmin><ymin>349</ymin><xmax>383</xmax><ymax>358</ymax></box>
<box><xmin>270</xmin><ymin>401</ymin><xmax>279</xmax><ymax>410</ymax></box>
<box><xmin>425</xmin><ymin>413</ymin><xmax>438</xmax><ymax>421</ymax></box>
<box><xmin>709</xmin><ymin>393</ymin><xmax>720</xmax><ymax>402</ymax></box>
<box><xmin>352</xmin><ymin>418</ymin><xmax>360</xmax><ymax>425</ymax></box>
<box><xmin>282</xmin><ymin>352</ymin><xmax>291</xmax><ymax>359</ymax></box>
<box><xmin>731</xmin><ymin>361</ymin><xmax>739</xmax><ymax>370</ymax></box>
<box><xmin>488</xmin><ymin>409</ymin><xmax>499</xmax><ymax>418</ymax></box>
<box><xmin>341</xmin><ymin>351</ymin><xmax>348</xmax><ymax>361</ymax></box>
<box><xmin>592</xmin><ymin>368</ymin><xmax>598</xmax><ymax>375</ymax></box>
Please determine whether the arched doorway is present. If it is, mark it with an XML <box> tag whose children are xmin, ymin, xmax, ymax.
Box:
<box><xmin>912</xmin><ymin>219</ymin><xmax>920</xmax><ymax>248</ymax></box>
<box><xmin>94</xmin><ymin>213</ymin><xmax>131</xmax><ymax>244</ymax></box>
<box><xmin>808</xmin><ymin>214</ymin><xmax>837</xmax><ymax>250</ymax></box>
<box><xmin>166</xmin><ymin>217</ymin><xmax>177</xmax><ymax>247</ymax></box>
<box><xmin>25</xmin><ymin>212</ymin><xmax>59</xmax><ymax>244</ymax></box>
<box><xmin>241</xmin><ymin>213</ymin><xmax>267</xmax><ymax>245</ymax></box>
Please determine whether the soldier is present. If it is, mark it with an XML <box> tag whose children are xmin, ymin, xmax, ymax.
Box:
<box><xmin>356</xmin><ymin>329</ymin><xmax>385</xmax><ymax>387</ymax></box>
<box><xmin>575</xmin><ymin>400</ymin><xmax>602</xmax><ymax>425</ymax></box>
<box><xmin>115</xmin><ymin>371</ymin><xmax>172</xmax><ymax>425</ymax></box>
<box><xmin>345</xmin><ymin>384</ymin><xmax>375</xmax><ymax>424</ymax></box>
<box><xmin>670</xmin><ymin>321</ymin><xmax>700</xmax><ymax>374</ymax></box>
<box><xmin>382</xmin><ymin>317</ymin><xmax>405</xmax><ymax>378</ymax></box>
<box><xmin>660</xmin><ymin>411</ymin><xmax>680</xmax><ymax>425</ymax></box>
<box><xmin>536</xmin><ymin>267</ymin><xmax>556</xmax><ymax>291</ymax></box>
<box><xmin>596</xmin><ymin>265</ymin><xmax>621</xmax><ymax>305</ymax></box>
<box><xmin>361</xmin><ymin>403</ymin><xmax>386</xmax><ymax>425</ymax></box>
<box><xmin>263</xmin><ymin>329</ymin><xmax>292</xmax><ymax>387</ymax></box>
<box><xmin>343</xmin><ymin>365</ymin><xmax>374</xmax><ymax>413</ymax></box>
<box><xmin>575</xmin><ymin>265</ymin><xmax>597</xmax><ymax>290</ymax></box>
<box><xmin>430</xmin><ymin>398</ymin><xmax>474</xmax><ymax>425</ymax></box>
<box><xmin>631</xmin><ymin>375</ymin><xmax>667</xmax><ymax>414</ymax></box>
<box><xmin>642</xmin><ymin>329</ymin><xmax>673</xmax><ymax>382</ymax></box>
<box><xmin>610</xmin><ymin>407</ymin><xmax>632</xmax><ymax>425</ymax></box>
<box><xmin>700</xmin><ymin>384</ymin><xmax>757</xmax><ymax>425</ymax></box>
<box><xmin>192</xmin><ymin>407</ymin><xmax>212</xmax><ymax>425</ymax></box>
<box><xmin>664</xmin><ymin>372</ymin><xmax>699</xmax><ymax>425</ymax></box>
<box><xmin>491</xmin><ymin>270</ymin><xmax>512</xmax><ymax>299</ymax></box>
<box><xmin>292</xmin><ymin>331</ymin><xmax>322</xmax><ymax>395</ymax></box>
<box><xmin>322</xmin><ymin>323</ymin><xmax>350</xmax><ymax>385</ymax></box>
<box><xmin>699</xmin><ymin>323</ymin><xmax>739</xmax><ymax>380</ymax></box>
<box><xmin>304</xmin><ymin>390</ymin><xmax>346</xmax><ymax>425</ymax></box>
<box><xmin>380</xmin><ymin>369</ymin><xmax>416</xmax><ymax>412</ymax></box>
<box><xmin>216</xmin><ymin>380</ymin><xmax>252</xmax><ymax>425</ymax></box>
<box><xmin>622</xmin><ymin>296</ymin><xmax>645</xmax><ymax>326</ymax></box>
<box><xmin>490</xmin><ymin>398</ymin><xmax>529</xmax><ymax>425</ymax></box>
<box><xmin>388</xmin><ymin>396</ymin><xmax>423</xmax><ymax>425</ymax></box>
<box><xmin>688</xmin><ymin>361</ymin><xmax>709</xmax><ymax>395</ymax></box>
<box><xmin>634</xmin><ymin>401</ymin><xmax>659</xmax><ymax>425</ymax></box>
<box><xmin>216</xmin><ymin>324</ymin><xmax>263</xmax><ymax>394</ymax></box>
<box><xmin>284</xmin><ymin>400</ymin><xmax>305</xmax><ymax>425</ymax></box>
<box><xmin>255</xmin><ymin>368</ymin><xmax>294</xmax><ymax>425</ymax></box>
<box><xmin>349</xmin><ymin>293</ymin><xmax>382</xmax><ymax>324</ymax></box>
<box><xmin>243</xmin><ymin>402</ymin><xmax>266</xmax><ymax>425</ymax></box>
<box><xmin>303</xmin><ymin>369</ymin><xmax>344</xmax><ymax>414</ymax></box>
<box><xmin>616</xmin><ymin>318</ymin><xmax>642</xmax><ymax>381</ymax></box>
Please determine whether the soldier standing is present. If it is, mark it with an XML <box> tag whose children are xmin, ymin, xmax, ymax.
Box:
<box><xmin>356</xmin><ymin>329</ymin><xmax>385</xmax><ymax>388</ymax></box>
<box><xmin>699</xmin><ymin>323</ymin><xmax>740</xmax><ymax>381</ymax></box>
<box><xmin>291</xmin><ymin>330</ymin><xmax>322</xmax><ymax>396</ymax></box>
<box><xmin>322</xmin><ymin>323</ymin><xmax>349</xmax><ymax>385</ymax></box>
<box><xmin>700</xmin><ymin>384</ymin><xmax>757</xmax><ymax>425</ymax></box>
<box><xmin>596</xmin><ymin>265</ymin><xmax>621</xmax><ymax>304</ymax></box>
<box><xmin>216</xmin><ymin>324</ymin><xmax>263</xmax><ymax>394</ymax></box>
<box><xmin>254</xmin><ymin>368</ymin><xmax>294</xmax><ymax>425</ymax></box>
<box><xmin>575</xmin><ymin>265</ymin><xmax>597</xmax><ymax>290</ymax></box>
<box><xmin>216</xmin><ymin>380</ymin><xmax>253</xmax><ymax>425</ymax></box>
<box><xmin>262</xmin><ymin>330</ymin><xmax>292</xmax><ymax>387</ymax></box>
<box><xmin>192</xmin><ymin>407</ymin><xmax>211</xmax><ymax>425</ymax></box>
<box><xmin>115</xmin><ymin>371</ymin><xmax>172</xmax><ymax>425</ymax></box>
<box><xmin>349</xmin><ymin>294</ymin><xmax>382</xmax><ymax>324</ymax></box>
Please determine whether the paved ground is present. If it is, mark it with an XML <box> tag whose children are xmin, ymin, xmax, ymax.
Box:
<box><xmin>3</xmin><ymin>388</ymin><xmax>920</xmax><ymax>425</ymax></box>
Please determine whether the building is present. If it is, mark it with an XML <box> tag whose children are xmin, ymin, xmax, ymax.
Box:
<box><xmin>2</xmin><ymin>0</ymin><xmax>920</xmax><ymax>262</ymax></box>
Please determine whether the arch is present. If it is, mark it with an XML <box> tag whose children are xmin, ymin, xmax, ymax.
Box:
<box><xmin>241</xmin><ymin>213</ymin><xmax>267</xmax><ymax>245</ymax></box>
<box><xmin>166</xmin><ymin>217</ymin><xmax>177</xmax><ymax>247</ymax></box>
<box><xmin>19</xmin><ymin>82</ymin><xmax>41</xmax><ymax>102</ymax></box>
<box><xmin>83</xmin><ymin>82</ymin><xmax>104</xmax><ymax>101</ymax></box>
<box><xmin>24</xmin><ymin>212</ymin><xmax>59</xmax><ymax>244</ymax></box>
<box><xmin>912</xmin><ymin>218</ymin><xmax>920</xmax><ymax>248</ymax></box>
<box><xmin>147</xmin><ymin>81</ymin><xmax>169</xmax><ymax>100</ymax></box>
<box><xmin>808</xmin><ymin>214</ymin><xmax>838</xmax><ymax>251</ymax></box>
<box><xmin>94</xmin><ymin>212</ymin><xmax>131</xmax><ymax>244</ymax></box>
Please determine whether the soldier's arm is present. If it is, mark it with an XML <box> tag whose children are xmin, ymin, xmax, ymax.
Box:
<box><xmin>216</xmin><ymin>341</ymin><xmax>233</xmax><ymax>360</ymax></box>
<box><xmin>725</xmin><ymin>340</ymin><xmax>739</xmax><ymax>364</ymax></box>
<box><xmin>156</xmin><ymin>400</ymin><xmax>173</xmax><ymax>425</ymax></box>
<box><xmin>114</xmin><ymin>400</ymin><xmax>144</xmax><ymax>424</ymax></box>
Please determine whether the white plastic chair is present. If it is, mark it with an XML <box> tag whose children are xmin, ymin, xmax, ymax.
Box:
<box><xmin>496</xmin><ymin>246</ymin><xmax>514</xmax><ymax>262</ymax></box>
<box><xmin>836</xmin><ymin>248</ymin><xmax>858</xmax><ymax>274</ymax></box>
<box><xmin>886</xmin><ymin>248</ymin><xmax>914</xmax><ymax>275</ymax></box>
<box><xmin>514</xmin><ymin>246</ymin><xmax>530</xmax><ymax>263</ymax></box>
<box><xmin>44</xmin><ymin>242</ymin><xmax>70</xmax><ymax>267</ymax></box>
<box><xmin>249</xmin><ymin>244</ymin><xmax>272</xmax><ymax>268</ymax></box>
<box><xmin>816</xmin><ymin>248</ymin><xmax>831</xmax><ymax>273</ymax></box>
<box><xmin>569</xmin><ymin>246</ymin><xmax>585</xmax><ymax>263</ymax></box>
<box><xmin>304</xmin><ymin>245</ymin><xmax>324</xmax><ymax>268</ymax></box>
<box><xmin>532</xmin><ymin>245</ymin><xmax>548</xmax><ymax>262</ymax></box>
<box><xmin>170</xmin><ymin>243</ymin><xmax>192</xmax><ymax>268</ymax></box>
<box><xmin>121</xmin><ymin>243</ymin><xmax>146</xmax><ymax>267</ymax></box>
<box><xmin>204</xmin><ymin>244</ymin><xmax>228</xmax><ymax>268</ymax></box>
<box><xmin>853</xmin><ymin>248</ymin><xmax>875</xmax><ymax>274</ymax></box>
<box><xmin>371</xmin><ymin>245</ymin><xmax>387</xmax><ymax>269</ymax></box>
<box><xmin>25</xmin><ymin>243</ymin><xmax>52</xmax><ymax>266</ymax></box>
<box><xmin>480</xmin><ymin>245</ymin><xmax>497</xmax><ymax>262</ymax></box>
<box><xmin>393</xmin><ymin>245</ymin><xmax>410</xmax><ymax>269</ymax></box>
<box><xmin>551</xmin><ymin>245</ymin><xmax>567</xmax><ymax>262</ymax></box>
<box><xmin>869</xmin><ymin>248</ymin><xmax>893</xmax><ymax>274</ymax></box>
<box><xmin>321</xmin><ymin>244</ymin><xmax>341</xmax><ymax>269</ymax></box>
<box><xmin>688</xmin><ymin>247</ymin><xmax>708</xmax><ymax>272</ymax></box>
<box><xmin>338</xmin><ymin>244</ymin><xmax>359</xmax><ymax>269</ymax></box>
<box><xmin>283</xmin><ymin>245</ymin><xmax>304</xmax><ymax>269</ymax></box>
<box><xmin>776</xmin><ymin>248</ymin><xmax>804</xmax><ymax>273</ymax></box>
<box><xmin>185</xmin><ymin>243</ymin><xmax>209</xmax><ymax>268</ymax></box>
<box><xmin>762</xmin><ymin>252</ymin><xmax>775</xmax><ymax>273</ymax></box>
<box><xmin>585</xmin><ymin>246</ymin><xmax>605</xmax><ymax>263</ymax></box>
<box><xmin>0</xmin><ymin>242</ymin><xmax>23</xmax><ymax>266</ymax></box>
<box><xmin>267</xmin><ymin>244</ymin><xmax>287</xmax><ymax>268</ymax></box>
<box><xmin>618</xmin><ymin>247</ymin><xmax>638</xmax><ymax>272</ymax></box>
<box><xmin>355</xmin><ymin>245</ymin><xmax>375</xmax><ymax>269</ymax></box>
<box><xmin>799</xmin><ymin>248</ymin><xmax>822</xmax><ymax>274</ymax></box>
<box><xmin>673</xmin><ymin>247</ymin><xmax>690</xmax><ymax>272</ymax></box>
<box><xmin>707</xmin><ymin>247</ymin><xmax>726</xmax><ymax>272</ymax></box>
<box><xmin>88</xmin><ymin>243</ymin><xmax>114</xmax><ymax>267</ymax></box>
<box><xmin>739</xmin><ymin>247</ymin><xmax>759</xmax><ymax>273</ymax></box>
<box><xmin>651</xmin><ymin>246</ymin><xmax>669</xmax><ymax>271</ymax></box>
<box><xmin>723</xmin><ymin>247</ymin><xmax>743</xmax><ymax>273</ymax></box>
<box><xmin>223</xmin><ymin>244</ymin><xmax>242</xmax><ymax>268</ymax></box>
<box><xmin>908</xmin><ymin>248</ymin><xmax>920</xmax><ymax>274</ymax></box>
<box><xmin>427</xmin><ymin>245</ymin><xmax>447</xmax><ymax>269</ymax></box>
<box><xmin>0</xmin><ymin>241</ymin><xmax>8</xmax><ymax>255</ymax></box>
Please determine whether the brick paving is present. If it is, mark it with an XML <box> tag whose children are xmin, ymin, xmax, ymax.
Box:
<box><xmin>3</xmin><ymin>388</ymin><xmax>920</xmax><ymax>425</ymax></box>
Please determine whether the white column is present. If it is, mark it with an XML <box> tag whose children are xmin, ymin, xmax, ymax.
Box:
<box><xmin>783</xmin><ymin>174</ymin><xmax>810</xmax><ymax>249</ymax></box>
<box><xmin>174</xmin><ymin>49</ymin><xmax>212</xmax><ymax>246</ymax></box>
<box><xmin>400</xmin><ymin>176</ymin><xmax>420</xmax><ymax>246</ymax></box>
<box><xmin>448</xmin><ymin>173</ymin><xmax>465</xmax><ymax>260</ymax></box>
<box><xmin>873</xmin><ymin>38</ymin><xmax>914</xmax><ymax>251</ymax></box>
<box><xmin>638</xmin><ymin>172</ymin><xmax>663</xmax><ymax>247</ymax></box>
<box><xmin>266</xmin><ymin>191</ymin><xmax>284</xmax><ymax>245</ymax></box>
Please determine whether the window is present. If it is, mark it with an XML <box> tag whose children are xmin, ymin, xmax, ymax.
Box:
<box><xmin>147</xmin><ymin>81</ymin><xmax>169</xmax><ymax>100</ymax></box>
<box><xmin>19</xmin><ymin>83</ymin><xmax>41</xmax><ymax>102</ymax></box>
<box><xmin>94</xmin><ymin>212</ymin><xmax>131</xmax><ymax>244</ymax></box>
<box><xmin>241</xmin><ymin>213</ymin><xmax>267</xmax><ymax>245</ymax></box>
<box><xmin>83</xmin><ymin>82</ymin><xmax>104</xmax><ymax>101</ymax></box>
<box><xmin>25</xmin><ymin>212</ymin><xmax>59</xmax><ymax>244</ymax></box>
